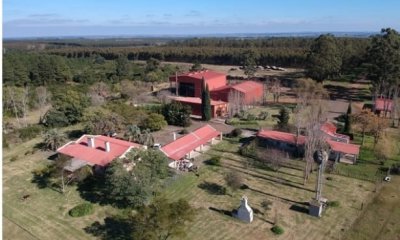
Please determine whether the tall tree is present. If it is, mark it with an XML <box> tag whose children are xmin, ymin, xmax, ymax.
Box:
<box><xmin>115</xmin><ymin>55</ymin><xmax>129</xmax><ymax>78</ymax></box>
<box><xmin>242</xmin><ymin>50</ymin><xmax>257</xmax><ymax>78</ymax></box>
<box><xmin>343</xmin><ymin>102</ymin><xmax>352</xmax><ymax>134</ymax></box>
<box><xmin>352</xmin><ymin>110</ymin><xmax>374</xmax><ymax>146</ymax></box>
<box><xmin>306</xmin><ymin>34</ymin><xmax>342</xmax><ymax>82</ymax></box>
<box><xmin>201</xmin><ymin>81</ymin><xmax>212</xmax><ymax>121</ymax></box>
<box><xmin>365</xmin><ymin>28</ymin><xmax>400</xmax><ymax>122</ymax></box>
<box><xmin>276</xmin><ymin>107</ymin><xmax>290</xmax><ymax>131</ymax></box>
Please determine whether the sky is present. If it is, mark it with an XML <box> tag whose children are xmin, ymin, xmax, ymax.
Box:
<box><xmin>4</xmin><ymin>0</ymin><xmax>400</xmax><ymax>38</ymax></box>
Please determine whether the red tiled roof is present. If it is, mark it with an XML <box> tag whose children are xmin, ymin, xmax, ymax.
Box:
<box><xmin>374</xmin><ymin>98</ymin><xmax>393</xmax><ymax>111</ymax></box>
<box><xmin>161</xmin><ymin>124</ymin><xmax>220</xmax><ymax>161</ymax></box>
<box><xmin>327</xmin><ymin>140</ymin><xmax>360</xmax><ymax>155</ymax></box>
<box><xmin>257</xmin><ymin>130</ymin><xmax>306</xmax><ymax>145</ymax></box>
<box><xmin>179</xmin><ymin>70</ymin><xmax>225</xmax><ymax>80</ymax></box>
<box><xmin>57</xmin><ymin>135</ymin><xmax>141</xmax><ymax>166</ymax></box>
<box><xmin>170</xmin><ymin>96</ymin><xmax>227</xmax><ymax>106</ymax></box>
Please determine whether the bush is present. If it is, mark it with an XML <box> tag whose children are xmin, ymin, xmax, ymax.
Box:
<box><xmin>18</xmin><ymin>125</ymin><xmax>43</xmax><ymax>141</ymax></box>
<box><xmin>271</xmin><ymin>225</ymin><xmax>284</xmax><ymax>235</ymax></box>
<box><xmin>69</xmin><ymin>203</ymin><xmax>94</xmax><ymax>217</ymax></box>
<box><xmin>327</xmin><ymin>201</ymin><xmax>340</xmax><ymax>207</ymax></box>
<box><xmin>326</xmin><ymin>176</ymin><xmax>333</xmax><ymax>181</ymax></box>
<box><xmin>10</xmin><ymin>156</ymin><xmax>18</xmax><ymax>162</ymax></box>
<box><xmin>206</xmin><ymin>156</ymin><xmax>221</xmax><ymax>166</ymax></box>
<box><xmin>257</xmin><ymin>111</ymin><xmax>269</xmax><ymax>120</ymax></box>
<box><xmin>180</xmin><ymin>128</ymin><xmax>189</xmax><ymax>134</ymax></box>
<box><xmin>139</xmin><ymin>113</ymin><xmax>167</xmax><ymax>132</ymax></box>
<box><xmin>225</xmin><ymin>171</ymin><xmax>243</xmax><ymax>190</ymax></box>
<box><xmin>230</xmin><ymin>128</ymin><xmax>242</xmax><ymax>137</ymax></box>
<box><xmin>246</xmin><ymin>113</ymin><xmax>257</xmax><ymax>121</ymax></box>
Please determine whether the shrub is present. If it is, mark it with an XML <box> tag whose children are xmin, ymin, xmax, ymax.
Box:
<box><xmin>225</xmin><ymin>171</ymin><xmax>243</xmax><ymax>190</ymax></box>
<box><xmin>327</xmin><ymin>201</ymin><xmax>340</xmax><ymax>207</ymax></box>
<box><xmin>18</xmin><ymin>125</ymin><xmax>43</xmax><ymax>141</ymax></box>
<box><xmin>180</xmin><ymin>128</ymin><xmax>189</xmax><ymax>134</ymax></box>
<box><xmin>246</xmin><ymin>113</ymin><xmax>257</xmax><ymax>121</ymax></box>
<box><xmin>69</xmin><ymin>203</ymin><xmax>94</xmax><ymax>217</ymax></box>
<box><xmin>230</xmin><ymin>128</ymin><xmax>242</xmax><ymax>137</ymax></box>
<box><xmin>139</xmin><ymin>113</ymin><xmax>167</xmax><ymax>132</ymax></box>
<box><xmin>10</xmin><ymin>156</ymin><xmax>18</xmax><ymax>162</ymax></box>
<box><xmin>257</xmin><ymin>111</ymin><xmax>269</xmax><ymax>120</ymax></box>
<box><xmin>326</xmin><ymin>176</ymin><xmax>333</xmax><ymax>181</ymax></box>
<box><xmin>207</xmin><ymin>156</ymin><xmax>221</xmax><ymax>166</ymax></box>
<box><xmin>271</xmin><ymin>225</ymin><xmax>284</xmax><ymax>235</ymax></box>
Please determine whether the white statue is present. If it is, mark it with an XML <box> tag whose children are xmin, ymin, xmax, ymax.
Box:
<box><xmin>236</xmin><ymin>196</ymin><xmax>253</xmax><ymax>223</ymax></box>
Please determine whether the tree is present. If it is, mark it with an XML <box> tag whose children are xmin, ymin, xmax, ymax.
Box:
<box><xmin>306</xmin><ymin>34</ymin><xmax>342</xmax><ymax>82</ymax></box>
<box><xmin>242</xmin><ymin>50</ymin><xmax>257</xmax><ymax>78</ymax></box>
<box><xmin>145</xmin><ymin>58</ymin><xmax>161</xmax><ymax>72</ymax></box>
<box><xmin>125</xmin><ymin>125</ymin><xmax>142</xmax><ymax>142</ymax></box>
<box><xmin>131</xmin><ymin>197</ymin><xmax>195</xmax><ymax>240</ymax></box>
<box><xmin>36</xmin><ymin>86</ymin><xmax>51</xmax><ymax>122</ymax></box>
<box><xmin>43</xmin><ymin>129</ymin><xmax>66</xmax><ymax>151</ymax></box>
<box><xmin>343</xmin><ymin>102</ymin><xmax>352</xmax><ymax>134</ymax></box>
<box><xmin>139</xmin><ymin>113</ymin><xmax>167</xmax><ymax>132</ymax></box>
<box><xmin>201</xmin><ymin>81</ymin><xmax>212</xmax><ymax>121</ymax></box>
<box><xmin>225</xmin><ymin>171</ymin><xmax>243</xmax><ymax>191</ymax></box>
<box><xmin>365</xmin><ymin>28</ymin><xmax>400</xmax><ymax>122</ymax></box>
<box><xmin>139</xmin><ymin>129</ymin><xmax>155</xmax><ymax>147</ymax></box>
<box><xmin>190</xmin><ymin>62</ymin><xmax>203</xmax><ymax>72</ymax></box>
<box><xmin>162</xmin><ymin>102</ymin><xmax>191</xmax><ymax>127</ymax></box>
<box><xmin>375</xmin><ymin>134</ymin><xmax>398</xmax><ymax>162</ymax></box>
<box><xmin>276</xmin><ymin>107</ymin><xmax>290</xmax><ymax>131</ymax></box>
<box><xmin>84</xmin><ymin>110</ymin><xmax>124</xmax><ymax>135</ymax></box>
<box><xmin>370</xmin><ymin>114</ymin><xmax>390</xmax><ymax>147</ymax></box>
<box><xmin>352</xmin><ymin>110</ymin><xmax>375</xmax><ymax>145</ymax></box>
<box><xmin>115</xmin><ymin>55</ymin><xmax>129</xmax><ymax>78</ymax></box>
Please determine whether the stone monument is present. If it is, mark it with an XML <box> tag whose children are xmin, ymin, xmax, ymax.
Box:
<box><xmin>236</xmin><ymin>196</ymin><xmax>253</xmax><ymax>223</ymax></box>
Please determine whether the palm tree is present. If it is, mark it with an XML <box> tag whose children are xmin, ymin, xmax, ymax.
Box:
<box><xmin>139</xmin><ymin>129</ymin><xmax>154</xmax><ymax>147</ymax></box>
<box><xmin>43</xmin><ymin>129</ymin><xmax>66</xmax><ymax>151</ymax></box>
<box><xmin>125</xmin><ymin>125</ymin><xmax>141</xmax><ymax>142</ymax></box>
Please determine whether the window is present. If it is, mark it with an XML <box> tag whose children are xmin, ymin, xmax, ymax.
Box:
<box><xmin>179</xmin><ymin>82</ymin><xmax>195</xmax><ymax>97</ymax></box>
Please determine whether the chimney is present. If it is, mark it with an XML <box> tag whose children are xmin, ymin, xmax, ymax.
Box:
<box><xmin>173</xmin><ymin>132</ymin><xmax>177</xmax><ymax>141</ymax></box>
<box><xmin>88</xmin><ymin>137</ymin><xmax>95</xmax><ymax>148</ymax></box>
<box><xmin>105</xmin><ymin>141</ymin><xmax>110</xmax><ymax>152</ymax></box>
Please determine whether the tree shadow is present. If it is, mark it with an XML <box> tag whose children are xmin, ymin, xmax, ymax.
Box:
<box><xmin>66</xmin><ymin>129</ymin><xmax>86</xmax><ymax>139</ymax></box>
<box><xmin>84</xmin><ymin>216</ymin><xmax>132</xmax><ymax>240</ymax></box>
<box><xmin>289</xmin><ymin>204</ymin><xmax>309</xmax><ymax>214</ymax></box>
<box><xmin>77</xmin><ymin>175</ymin><xmax>109</xmax><ymax>206</ymax></box>
<box><xmin>198</xmin><ymin>181</ymin><xmax>227</xmax><ymax>195</ymax></box>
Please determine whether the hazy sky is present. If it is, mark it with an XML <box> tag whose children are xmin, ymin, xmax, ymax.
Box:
<box><xmin>4</xmin><ymin>0</ymin><xmax>400</xmax><ymax>38</ymax></box>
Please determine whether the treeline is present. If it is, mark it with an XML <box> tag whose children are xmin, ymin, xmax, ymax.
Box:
<box><xmin>44</xmin><ymin>37</ymin><xmax>370</xmax><ymax>68</ymax></box>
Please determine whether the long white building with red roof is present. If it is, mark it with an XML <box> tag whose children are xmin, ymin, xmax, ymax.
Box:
<box><xmin>57</xmin><ymin>135</ymin><xmax>143</xmax><ymax>171</ymax></box>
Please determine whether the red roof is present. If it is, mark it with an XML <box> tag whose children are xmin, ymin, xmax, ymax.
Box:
<box><xmin>257</xmin><ymin>130</ymin><xmax>306</xmax><ymax>145</ymax></box>
<box><xmin>171</xmin><ymin>70</ymin><xmax>226</xmax><ymax>82</ymax></box>
<box><xmin>161</xmin><ymin>125</ymin><xmax>220</xmax><ymax>161</ymax></box>
<box><xmin>170</xmin><ymin>96</ymin><xmax>227</xmax><ymax>106</ymax></box>
<box><xmin>57</xmin><ymin>135</ymin><xmax>141</xmax><ymax>166</ymax></box>
<box><xmin>327</xmin><ymin>140</ymin><xmax>360</xmax><ymax>155</ymax></box>
<box><xmin>320</xmin><ymin>122</ymin><xmax>337</xmax><ymax>135</ymax></box>
<box><xmin>211</xmin><ymin>80</ymin><xmax>263</xmax><ymax>93</ymax></box>
<box><xmin>374</xmin><ymin>98</ymin><xmax>393</xmax><ymax>111</ymax></box>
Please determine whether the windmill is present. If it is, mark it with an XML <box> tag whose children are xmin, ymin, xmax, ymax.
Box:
<box><xmin>309</xmin><ymin>150</ymin><xmax>328</xmax><ymax>217</ymax></box>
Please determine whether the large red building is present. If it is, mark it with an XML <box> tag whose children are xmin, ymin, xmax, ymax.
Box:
<box><xmin>169</xmin><ymin>70</ymin><xmax>227</xmax><ymax>98</ymax></box>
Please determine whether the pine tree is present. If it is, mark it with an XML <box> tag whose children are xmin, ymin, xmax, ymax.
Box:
<box><xmin>343</xmin><ymin>101</ymin><xmax>352</xmax><ymax>134</ymax></box>
<box><xmin>277</xmin><ymin>107</ymin><xmax>290</xmax><ymax>130</ymax></box>
<box><xmin>201</xmin><ymin>79</ymin><xmax>212</xmax><ymax>121</ymax></box>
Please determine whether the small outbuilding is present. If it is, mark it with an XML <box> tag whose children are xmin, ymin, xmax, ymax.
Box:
<box><xmin>169</xmin><ymin>96</ymin><xmax>228</xmax><ymax>118</ymax></box>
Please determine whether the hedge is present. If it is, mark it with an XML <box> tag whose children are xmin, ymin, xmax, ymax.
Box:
<box><xmin>69</xmin><ymin>203</ymin><xmax>94</xmax><ymax>217</ymax></box>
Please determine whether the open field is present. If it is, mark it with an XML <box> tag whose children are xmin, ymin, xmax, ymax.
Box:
<box><xmin>163</xmin><ymin>139</ymin><xmax>377</xmax><ymax>240</ymax></box>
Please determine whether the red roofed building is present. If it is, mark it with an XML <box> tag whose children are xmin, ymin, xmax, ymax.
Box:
<box><xmin>169</xmin><ymin>96</ymin><xmax>228</xmax><ymax>118</ymax></box>
<box><xmin>210</xmin><ymin>80</ymin><xmax>264</xmax><ymax>104</ymax></box>
<box><xmin>170</xmin><ymin>70</ymin><xmax>227</xmax><ymax>98</ymax></box>
<box><xmin>257</xmin><ymin>122</ymin><xmax>361</xmax><ymax>164</ymax></box>
<box><xmin>161</xmin><ymin>124</ymin><xmax>222</xmax><ymax>168</ymax></box>
<box><xmin>374</xmin><ymin>98</ymin><xmax>393</xmax><ymax>117</ymax></box>
<box><xmin>57</xmin><ymin>135</ymin><xmax>142</xmax><ymax>170</ymax></box>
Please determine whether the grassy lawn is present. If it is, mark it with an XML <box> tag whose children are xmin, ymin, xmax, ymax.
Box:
<box><xmin>3</xmin><ymin>127</ymin><xmax>120</xmax><ymax>240</ymax></box>
<box><xmin>162</xmin><ymin>139</ymin><xmax>376</xmax><ymax>240</ymax></box>
<box><xmin>343</xmin><ymin>176</ymin><xmax>400</xmax><ymax>240</ymax></box>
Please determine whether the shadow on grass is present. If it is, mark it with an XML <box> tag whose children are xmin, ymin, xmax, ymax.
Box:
<box><xmin>84</xmin><ymin>216</ymin><xmax>132</xmax><ymax>240</ymax></box>
<box><xmin>198</xmin><ymin>181</ymin><xmax>227</xmax><ymax>195</ymax></box>
<box><xmin>209</xmin><ymin>207</ymin><xmax>233</xmax><ymax>217</ymax></box>
<box><xmin>249</xmin><ymin>186</ymin><xmax>309</xmax><ymax>206</ymax></box>
<box><xmin>289</xmin><ymin>204</ymin><xmax>309</xmax><ymax>214</ymax></box>
<box><xmin>66</xmin><ymin>129</ymin><xmax>86</xmax><ymax>139</ymax></box>
<box><xmin>77</xmin><ymin>175</ymin><xmax>110</xmax><ymax>206</ymax></box>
